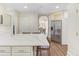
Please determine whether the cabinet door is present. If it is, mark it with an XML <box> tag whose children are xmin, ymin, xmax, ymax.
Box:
<box><xmin>12</xmin><ymin>47</ymin><xmax>33</xmax><ymax>53</ymax></box>
<box><xmin>3</xmin><ymin>14</ymin><xmax>11</xmax><ymax>26</ymax></box>
<box><xmin>0</xmin><ymin>47</ymin><xmax>11</xmax><ymax>53</ymax></box>
<box><xmin>12</xmin><ymin>47</ymin><xmax>26</xmax><ymax>53</ymax></box>
<box><xmin>26</xmin><ymin>47</ymin><xmax>33</xmax><ymax>53</ymax></box>
<box><xmin>12</xmin><ymin>53</ymin><xmax>33</xmax><ymax>56</ymax></box>
<box><xmin>0</xmin><ymin>53</ymin><xmax>11</xmax><ymax>56</ymax></box>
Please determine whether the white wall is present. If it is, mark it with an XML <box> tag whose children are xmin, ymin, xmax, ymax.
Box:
<box><xmin>66</xmin><ymin>4</ymin><xmax>79</xmax><ymax>56</ymax></box>
<box><xmin>19</xmin><ymin>13</ymin><xmax>39</xmax><ymax>33</ymax></box>
<box><xmin>62</xmin><ymin>12</ymin><xmax>68</xmax><ymax>44</ymax></box>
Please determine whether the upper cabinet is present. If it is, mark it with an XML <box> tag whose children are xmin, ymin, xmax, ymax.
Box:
<box><xmin>3</xmin><ymin>14</ymin><xmax>12</xmax><ymax>26</ymax></box>
<box><xmin>0</xmin><ymin>13</ymin><xmax>12</xmax><ymax>27</ymax></box>
<box><xmin>0</xmin><ymin>6</ymin><xmax>12</xmax><ymax>26</ymax></box>
<box><xmin>49</xmin><ymin>11</ymin><xmax>64</xmax><ymax>20</ymax></box>
<box><xmin>0</xmin><ymin>6</ymin><xmax>18</xmax><ymax>34</ymax></box>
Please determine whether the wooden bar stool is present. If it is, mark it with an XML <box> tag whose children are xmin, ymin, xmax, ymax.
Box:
<box><xmin>36</xmin><ymin>46</ymin><xmax>50</xmax><ymax>56</ymax></box>
<box><xmin>36</xmin><ymin>35</ymin><xmax>51</xmax><ymax>56</ymax></box>
<box><xmin>36</xmin><ymin>39</ymin><xmax>51</xmax><ymax>56</ymax></box>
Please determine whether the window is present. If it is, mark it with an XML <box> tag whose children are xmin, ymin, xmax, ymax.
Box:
<box><xmin>38</xmin><ymin>16</ymin><xmax>48</xmax><ymax>35</ymax></box>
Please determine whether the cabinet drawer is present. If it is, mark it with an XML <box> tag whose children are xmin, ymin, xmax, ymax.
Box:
<box><xmin>12</xmin><ymin>53</ymin><xmax>33</xmax><ymax>56</ymax></box>
<box><xmin>12</xmin><ymin>47</ymin><xmax>33</xmax><ymax>53</ymax></box>
<box><xmin>25</xmin><ymin>47</ymin><xmax>33</xmax><ymax>53</ymax></box>
<box><xmin>0</xmin><ymin>47</ymin><xmax>11</xmax><ymax>53</ymax></box>
<box><xmin>0</xmin><ymin>53</ymin><xmax>11</xmax><ymax>56</ymax></box>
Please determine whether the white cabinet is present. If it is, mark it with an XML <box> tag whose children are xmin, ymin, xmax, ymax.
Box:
<box><xmin>12</xmin><ymin>47</ymin><xmax>26</xmax><ymax>53</ymax></box>
<box><xmin>12</xmin><ymin>53</ymin><xmax>33</xmax><ymax>56</ymax></box>
<box><xmin>12</xmin><ymin>47</ymin><xmax>33</xmax><ymax>53</ymax></box>
<box><xmin>0</xmin><ymin>53</ymin><xmax>11</xmax><ymax>56</ymax></box>
<box><xmin>0</xmin><ymin>47</ymin><xmax>11</xmax><ymax>53</ymax></box>
<box><xmin>0</xmin><ymin>46</ymin><xmax>34</xmax><ymax>56</ymax></box>
<box><xmin>49</xmin><ymin>12</ymin><xmax>64</xmax><ymax>21</ymax></box>
<box><xmin>0</xmin><ymin>47</ymin><xmax>11</xmax><ymax>56</ymax></box>
<box><xmin>3</xmin><ymin>14</ymin><xmax>11</xmax><ymax>26</ymax></box>
<box><xmin>12</xmin><ymin>47</ymin><xmax>33</xmax><ymax>56</ymax></box>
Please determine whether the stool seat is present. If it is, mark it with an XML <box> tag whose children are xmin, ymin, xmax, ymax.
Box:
<box><xmin>40</xmin><ymin>46</ymin><xmax>49</xmax><ymax>48</ymax></box>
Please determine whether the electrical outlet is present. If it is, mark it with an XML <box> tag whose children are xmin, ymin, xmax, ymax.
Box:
<box><xmin>76</xmin><ymin>32</ymin><xmax>78</xmax><ymax>36</ymax></box>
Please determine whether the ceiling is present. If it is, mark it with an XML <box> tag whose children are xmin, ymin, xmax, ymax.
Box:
<box><xmin>0</xmin><ymin>3</ymin><xmax>68</xmax><ymax>14</ymax></box>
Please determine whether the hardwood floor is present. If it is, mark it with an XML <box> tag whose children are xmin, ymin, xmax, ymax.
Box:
<box><xmin>39</xmin><ymin>40</ymin><xmax>68</xmax><ymax>56</ymax></box>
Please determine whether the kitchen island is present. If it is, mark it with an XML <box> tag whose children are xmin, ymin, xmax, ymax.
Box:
<box><xmin>0</xmin><ymin>34</ymin><xmax>49</xmax><ymax>56</ymax></box>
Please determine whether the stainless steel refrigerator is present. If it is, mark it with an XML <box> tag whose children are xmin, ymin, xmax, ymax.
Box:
<box><xmin>51</xmin><ymin>20</ymin><xmax>62</xmax><ymax>43</ymax></box>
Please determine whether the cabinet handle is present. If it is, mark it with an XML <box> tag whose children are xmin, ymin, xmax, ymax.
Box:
<box><xmin>18</xmin><ymin>50</ymin><xmax>25</xmax><ymax>53</ymax></box>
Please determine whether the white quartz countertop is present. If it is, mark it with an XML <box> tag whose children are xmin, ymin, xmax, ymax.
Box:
<box><xmin>0</xmin><ymin>34</ymin><xmax>49</xmax><ymax>46</ymax></box>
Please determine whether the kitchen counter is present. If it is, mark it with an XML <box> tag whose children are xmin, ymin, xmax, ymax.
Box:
<box><xmin>0</xmin><ymin>25</ymin><xmax>49</xmax><ymax>56</ymax></box>
<box><xmin>0</xmin><ymin>34</ymin><xmax>49</xmax><ymax>56</ymax></box>
<box><xmin>0</xmin><ymin>34</ymin><xmax>49</xmax><ymax>46</ymax></box>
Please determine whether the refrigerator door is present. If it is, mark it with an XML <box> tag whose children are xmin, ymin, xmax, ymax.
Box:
<box><xmin>51</xmin><ymin>20</ymin><xmax>62</xmax><ymax>43</ymax></box>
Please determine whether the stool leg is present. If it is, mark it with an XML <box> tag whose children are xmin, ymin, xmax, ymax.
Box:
<box><xmin>36</xmin><ymin>50</ymin><xmax>38</xmax><ymax>56</ymax></box>
<box><xmin>40</xmin><ymin>49</ymin><xmax>42</xmax><ymax>56</ymax></box>
<box><xmin>48</xmin><ymin>48</ymin><xmax>50</xmax><ymax>56</ymax></box>
<box><xmin>36</xmin><ymin>46</ymin><xmax>39</xmax><ymax>56</ymax></box>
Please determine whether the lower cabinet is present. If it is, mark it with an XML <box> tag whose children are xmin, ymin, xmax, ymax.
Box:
<box><xmin>0</xmin><ymin>53</ymin><xmax>11</xmax><ymax>56</ymax></box>
<box><xmin>0</xmin><ymin>47</ymin><xmax>11</xmax><ymax>53</ymax></box>
<box><xmin>0</xmin><ymin>47</ymin><xmax>11</xmax><ymax>56</ymax></box>
<box><xmin>12</xmin><ymin>47</ymin><xmax>33</xmax><ymax>53</ymax></box>
<box><xmin>0</xmin><ymin>46</ymin><xmax>34</xmax><ymax>56</ymax></box>
<box><xmin>12</xmin><ymin>47</ymin><xmax>33</xmax><ymax>56</ymax></box>
<box><xmin>12</xmin><ymin>53</ymin><xmax>33</xmax><ymax>56</ymax></box>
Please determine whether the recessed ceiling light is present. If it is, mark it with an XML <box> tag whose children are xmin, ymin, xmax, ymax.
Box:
<box><xmin>56</xmin><ymin>6</ymin><xmax>59</xmax><ymax>9</ymax></box>
<box><xmin>24</xmin><ymin>6</ymin><xmax>28</xmax><ymax>8</ymax></box>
